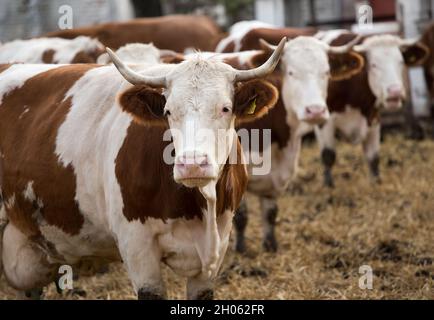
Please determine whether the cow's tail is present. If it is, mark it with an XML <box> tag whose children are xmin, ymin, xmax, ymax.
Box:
<box><xmin>0</xmin><ymin>192</ymin><xmax>6</xmax><ymax>278</ymax></box>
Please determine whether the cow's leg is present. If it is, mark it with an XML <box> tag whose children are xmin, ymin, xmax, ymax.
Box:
<box><xmin>116</xmin><ymin>222</ymin><xmax>166</xmax><ymax>300</ymax></box>
<box><xmin>363</xmin><ymin>123</ymin><xmax>381</xmax><ymax>182</ymax></box>
<box><xmin>187</xmin><ymin>276</ymin><xmax>214</xmax><ymax>300</ymax></box>
<box><xmin>233</xmin><ymin>199</ymin><xmax>248</xmax><ymax>253</ymax></box>
<box><xmin>260</xmin><ymin>197</ymin><xmax>278</xmax><ymax>252</ymax></box>
<box><xmin>315</xmin><ymin>122</ymin><xmax>336</xmax><ymax>188</ymax></box>
<box><xmin>2</xmin><ymin>223</ymin><xmax>56</xmax><ymax>299</ymax></box>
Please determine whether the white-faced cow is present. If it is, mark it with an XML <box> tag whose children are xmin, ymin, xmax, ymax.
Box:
<box><xmin>0</xmin><ymin>36</ymin><xmax>105</xmax><ymax>64</ymax></box>
<box><xmin>225</xmin><ymin>36</ymin><xmax>364</xmax><ymax>252</ymax></box>
<box><xmin>315</xmin><ymin>31</ymin><xmax>429</xmax><ymax>187</ymax></box>
<box><xmin>45</xmin><ymin>15</ymin><xmax>223</xmax><ymax>52</ymax></box>
<box><xmin>0</xmin><ymin>40</ymin><xmax>285</xmax><ymax>299</ymax></box>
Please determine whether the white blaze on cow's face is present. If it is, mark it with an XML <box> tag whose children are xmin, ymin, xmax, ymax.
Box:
<box><xmin>280</xmin><ymin>37</ymin><xmax>331</xmax><ymax>125</ymax></box>
<box><xmin>355</xmin><ymin>36</ymin><xmax>407</xmax><ymax>110</ymax></box>
<box><xmin>163</xmin><ymin>60</ymin><xmax>237</xmax><ymax>187</ymax></box>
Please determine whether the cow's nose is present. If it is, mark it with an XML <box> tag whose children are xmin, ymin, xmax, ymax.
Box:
<box><xmin>306</xmin><ymin>105</ymin><xmax>327</xmax><ymax>117</ymax></box>
<box><xmin>176</xmin><ymin>153</ymin><xmax>209</xmax><ymax>167</ymax></box>
<box><xmin>387</xmin><ymin>84</ymin><xmax>404</xmax><ymax>98</ymax></box>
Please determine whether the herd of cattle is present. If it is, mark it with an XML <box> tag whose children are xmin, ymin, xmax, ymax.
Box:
<box><xmin>0</xmin><ymin>14</ymin><xmax>433</xmax><ymax>300</ymax></box>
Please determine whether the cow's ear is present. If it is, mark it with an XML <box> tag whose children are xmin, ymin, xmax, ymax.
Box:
<box><xmin>234</xmin><ymin>79</ymin><xmax>279</xmax><ymax>124</ymax></box>
<box><xmin>401</xmin><ymin>42</ymin><xmax>430</xmax><ymax>66</ymax></box>
<box><xmin>119</xmin><ymin>85</ymin><xmax>167</xmax><ymax>126</ymax></box>
<box><xmin>329</xmin><ymin>51</ymin><xmax>365</xmax><ymax>81</ymax></box>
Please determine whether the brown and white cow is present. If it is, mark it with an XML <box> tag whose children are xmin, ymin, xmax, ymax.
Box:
<box><xmin>0</xmin><ymin>36</ymin><xmax>105</xmax><ymax>64</ymax></box>
<box><xmin>215</xmin><ymin>20</ymin><xmax>316</xmax><ymax>53</ymax></box>
<box><xmin>45</xmin><ymin>15</ymin><xmax>223</xmax><ymax>52</ymax></box>
<box><xmin>221</xmin><ymin>36</ymin><xmax>364</xmax><ymax>252</ymax></box>
<box><xmin>0</xmin><ymin>40</ymin><xmax>285</xmax><ymax>299</ymax></box>
<box><xmin>315</xmin><ymin>31</ymin><xmax>429</xmax><ymax>187</ymax></box>
<box><xmin>421</xmin><ymin>22</ymin><xmax>434</xmax><ymax>108</ymax></box>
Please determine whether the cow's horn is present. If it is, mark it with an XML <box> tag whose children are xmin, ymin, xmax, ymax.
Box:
<box><xmin>234</xmin><ymin>37</ymin><xmax>286</xmax><ymax>82</ymax></box>
<box><xmin>107</xmin><ymin>48</ymin><xmax>167</xmax><ymax>87</ymax></box>
<box><xmin>328</xmin><ymin>35</ymin><xmax>362</xmax><ymax>54</ymax></box>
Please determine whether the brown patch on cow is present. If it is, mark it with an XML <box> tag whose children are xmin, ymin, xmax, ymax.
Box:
<box><xmin>221</xmin><ymin>41</ymin><xmax>235</xmax><ymax>53</ymax></box>
<box><xmin>0</xmin><ymin>64</ymin><xmax>12</xmax><ymax>74</ymax></box>
<box><xmin>71</xmin><ymin>49</ymin><xmax>104</xmax><ymax>64</ymax></box>
<box><xmin>42</xmin><ymin>49</ymin><xmax>56</xmax><ymax>63</ymax></box>
<box><xmin>328</xmin><ymin>63</ymin><xmax>379</xmax><ymax>126</ymax></box>
<box><xmin>115</xmin><ymin>125</ymin><xmax>247</xmax><ymax>222</ymax></box>
<box><xmin>234</xmin><ymin>79</ymin><xmax>279</xmax><ymax>124</ymax></box>
<box><xmin>222</xmin><ymin>57</ymin><xmax>247</xmax><ymax>70</ymax></box>
<box><xmin>236</xmin><ymin>73</ymin><xmax>291</xmax><ymax>151</ymax></box>
<box><xmin>44</xmin><ymin>15</ymin><xmax>222</xmax><ymax>52</ymax></box>
<box><xmin>327</xmin><ymin>32</ymin><xmax>379</xmax><ymax>125</ymax></box>
<box><xmin>328</xmin><ymin>33</ymin><xmax>364</xmax><ymax>47</ymax></box>
<box><xmin>421</xmin><ymin>23</ymin><xmax>434</xmax><ymax>100</ymax></box>
<box><xmin>0</xmin><ymin>64</ymin><xmax>99</xmax><ymax>236</ymax></box>
<box><xmin>160</xmin><ymin>54</ymin><xmax>185</xmax><ymax>64</ymax></box>
<box><xmin>118</xmin><ymin>85</ymin><xmax>168</xmax><ymax>127</ymax></box>
<box><xmin>329</xmin><ymin>51</ymin><xmax>365</xmax><ymax>81</ymax></box>
<box><xmin>239</xmin><ymin>27</ymin><xmax>316</xmax><ymax>51</ymax></box>
<box><xmin>216</xmin><ymin>141</ymin><xmax>248</xmax><ymax>216</ymax></box>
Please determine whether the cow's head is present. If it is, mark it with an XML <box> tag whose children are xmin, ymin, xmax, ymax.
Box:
<box><xmin>108</xmin><ymin>39</ymin><xmax>284</xmax><ymax>188</ymax></box>
<box><xmin>354</xmin><ymin>35</ymin><xmax>429</xmax><ymax>110</ymax></box>
<box><xmin>261</xmin><ymin>36</ymin><xmax>364</xmax><ymax>125</ymax></box>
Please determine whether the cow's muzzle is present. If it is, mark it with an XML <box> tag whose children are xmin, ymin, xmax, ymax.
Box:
<box><xmin>174</xmin><ymin>152</ymin><xmax>216</xmax><ymax>188</ymax></box>
<box><xmin>302</xmin><ymin>105</ymin><xmax>330</xmax><ymax>125</ymax></box>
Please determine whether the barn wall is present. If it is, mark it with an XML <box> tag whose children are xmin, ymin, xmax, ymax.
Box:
<box><xmin>0</xmin><ymin>0</ymin><xmax>134</xmax><ymax>42</ymax></box>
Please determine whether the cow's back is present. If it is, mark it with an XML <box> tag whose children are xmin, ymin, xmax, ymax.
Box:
<box><xmin>220</xmin><ymin>27</ymin><xmax>316</xmax><ymax>53</ymax></box>
<box><xmin>0</xmin><ymin>64</ymin><xmax>99</xmax><ymax>237</ymax></box>
<box><xmin>45</xmin><ymin>15</ymin><xmax>222</xmax><ymax>52</ymax></box>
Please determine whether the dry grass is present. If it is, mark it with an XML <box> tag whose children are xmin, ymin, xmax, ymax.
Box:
<box><xmin>1</xmin><ymin>133</ymin><xmax>433</xmax><ymax>300</ymax></box>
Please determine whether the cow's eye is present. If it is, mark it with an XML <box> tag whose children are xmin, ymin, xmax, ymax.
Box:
<box><xmin>288</xmin><ymin>71</ymin><xmax>294</xmax><ymax>76</ymax></box>
<box><xmin>164</xmin><ymin>109</ymin><xmax>171</xmax><ymax>117</ymax></box>
<box><xmin>325</xmin><ymin>70</ymin><xmax>330</xmax><ymax>77</ymax></box>
<box><xmin>370</xmin><ymin>63</ymin><xmax>377</xmax><ymax>69</ymax></box>
<box><xmin>222</xmin><ymin>106</ymin><xmax>232</xmax><ymax>114</ymax></box>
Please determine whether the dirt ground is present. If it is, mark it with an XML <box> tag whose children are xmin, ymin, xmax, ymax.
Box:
<box><xmin>0</xmin><ymin>133</ymin><xmax>433</xmax><ymax>300</ymax></box>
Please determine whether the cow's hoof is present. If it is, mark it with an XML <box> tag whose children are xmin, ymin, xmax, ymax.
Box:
<box><xmin>235</xmin><ymin>239</ymin><xmax>246</xmax><ymax>254</ymax></box>
<box><xmin>324</xmin><ymin>175</ymin><xmax>335</xmax><ymax>188</ymax></box>
<box><xmin>137</xmin><ymin>288</ymin><xmax>165</xmax><ymax>300</ymax></box>
<box><xmin>23</xmin><ymin>288</ymin><xmax>44</xmax><ymax>300</ymax></box>
<box><xmin>263</xmin><ymin>235</ymin><xmax>277</xmax><ymax>253</ymax></box>
<box><xmin>196</xmin><ymin>289</ymin><xmax>214</xmax><ymax>300</ymax></box>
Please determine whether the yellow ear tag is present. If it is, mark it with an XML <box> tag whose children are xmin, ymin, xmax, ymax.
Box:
<box><xmin>246</xmin><ymin>99</ymin><xmax>257</xmax><ymax>115</ymax></box>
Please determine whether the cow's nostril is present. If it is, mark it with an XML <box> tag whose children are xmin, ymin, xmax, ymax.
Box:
<box><xmin>306</xmin><ymin>106</ymin><xmax>326</xmax><ymax>115</ymax></box>
<box><xmin>196</xmin><ymin>155</ymin><xmax>209</xmax><ymax>167</ymax></box>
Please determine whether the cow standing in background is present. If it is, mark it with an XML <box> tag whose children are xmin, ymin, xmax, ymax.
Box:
<box><xmin>421</xmin><ymin>22</ymin><xmax>434</xmax><ymax>135</ymax></box>
<box><xmin>0</xmin><ymin>40</ymin><xmax>285</xmax><ymax>299</ymax></box>
<box><xmin>216</xmin><ymin>20</ymin><xmax>316</xmax><ymax>53</ymax></box>
<box><xmin>96</xmin><ymin>43</ymin><xmax>181</xmax><ymax>65</ymax></box>
<box><xmin>315</xmin><ymin>31</ymin><xmax>429</xmax><ymax>187</ymax></box>
<box><xmin>44</xmin><ymin>15</ymin><xmax>223</xmax><ymax>52</ymax></box>
<box><xmin>0</xmin><ymin>36</ymin><xmax>104</xmax><ymax>64</ymax></box>
<box><xmin>221</xmin><ymin>37</ymin><xmax>364</xmax><ymax>253</ymax></box>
